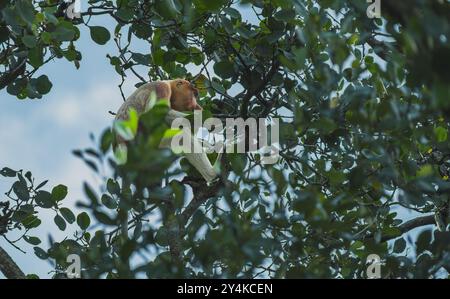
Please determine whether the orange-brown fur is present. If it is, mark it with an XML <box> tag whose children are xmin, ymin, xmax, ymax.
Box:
<box><xmin>115</xmin><ymin>79</ymin><xmax>201</xmax><ymax>122</ymax></box>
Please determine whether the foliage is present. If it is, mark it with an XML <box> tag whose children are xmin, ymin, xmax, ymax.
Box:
<box><xmin>1</xmin><ymin>0</ymin><xmax>450</xmax><ymax>278</ymax></box>
<box><xmin>0</xmin><ymin>168</ymin><xmax>72</xmax><ymax>259</ymax></box>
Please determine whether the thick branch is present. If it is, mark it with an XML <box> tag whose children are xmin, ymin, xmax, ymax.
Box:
<box><xmin>362</xmin><ymin>215</ymin><xmax>436</xmax><ymax>243</ymax></box>
<box><xmin>165</xmin><ymin>174</ymin><xmax>226</xmax><ymax>262</ymax></box>
<box><xmin>0</xmin><ymin>245</ymin><xmax>26</xmax><ymax>279</ymax></box>
<box><xmin>180</xmin><ymin>180</ymin><xmax>223</xmax><ymax>225</ymax></box>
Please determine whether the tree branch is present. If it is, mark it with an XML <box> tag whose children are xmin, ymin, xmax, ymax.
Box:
<box><xmin>0</xmin><ymin>245</ymin><xmax>26</xmax><ymax>279</ymax></box>
<box><xmin>240</xmin><ymin>58</ymin><xmax>280</xmax><ymax>119</ymax></box>
<box><xmin>361</xmin><ymin>215</ymin><xmax>436</xmax><ymax>243</ymax></box>
<box><xmin>165</xmin><ymin>166</ymin><xmax>228</xmax><ymax>262</ymax></box>
<box><xmin>0</xmin><ymin>58</ymin><xmax>26</xmax><ymax>90</ymax></box>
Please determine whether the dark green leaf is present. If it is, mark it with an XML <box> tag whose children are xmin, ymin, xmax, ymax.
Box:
<box><xmin>24</xmin><ymin>236</ymin><xmax>41</xmax><ymax>245</ymax></box>
<box><xmin>60</xmin><ymin>207</ymin><xmax>75</xmax><ymax>224</ymax></box>
<box><xmin>0</xmin><ymin>167</ymin><xmax>16</xmax><ymax>177</ymax></box>
<box><xmin>94</xmin><ymin>211</ymin><xmax>116</xmax><ymax>225</ymax></box>
<box><xmin>22</xmin><ymin>35</ymin><xmax>37</xmax><ymax>48</ymax></box>
<box><xmin>90</xmin><ymin>26</ymin><xmax>111</xmax><ymax>45</ymax></box>
<box><xmin>12</xmin><ymin>180</ymin><xmax>29</xmax><ymax>201</ymax></box>
<box><xmin>35</xmin><ymin>75</ymin><xmax>52</xmax><ymax>94</ymax></box>
<box><xmin>16</xmin><ymin>0</ymin><xmax>35</xmax><ymax>25</ymax></box>
<box><xmin>51</xmin><ymin>184</ymin><xmax>68</xmax><ymax>202</ymax></box>
<box><xmin>107</xmin><ymin>179</ymin><xmax>120</xmax><ymax>195</ymax></box>
<box><xmin>213</xmin><ymin>61</ymin><xmax>235</xmax><ymax>79</ymax></box>
<box><xmin>21</xmin><ymin>215</ymin><xmax>41</xmax><ymax>229</ymax></box>
<box><xmin>35</xmin><ymin>180</ymin><xmax>48</xmax><ymax>190</ymax></box>
<box><xmin>77</xmin><ymin>212</ymin><xmax>90</xmax><ymax>230</ymax></box>
<box><xmin>393</xmin><ymin>238</ymin><xmax>406</xmax><ymax>253</ymax></box>
<box><xmin>193</xmin><ymin>0</ymin><xmax>226</xmax><ymax>11</ymax></box>
<box><xmin>54</xmin><ymin>214</ymin><xmax>66</xmax><ymax>231</ymax></box>
<box><xmin>35</xmin><ymin>190</ymin><xmax>54</xmax><ymax>208</ymax></box>
<box><xmin>52</xmin><ymin>26</ymin><xmax>75</xmax><ymax>41</ymax></box>
<box><xmin>101</xmin><ymin>194</ymin><xmax>117</xmax><ymax>209</ymax></box>
<box><xmin>33</xmin><ymin>247</ymin><xmax>48</xmax><ymax>260</ymax></box>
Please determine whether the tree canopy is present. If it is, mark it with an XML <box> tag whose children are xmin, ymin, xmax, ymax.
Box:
<box><xmin>1</xmin><ymin>0</ymin><xmax>450</xmax><ymax>278</ymax></box>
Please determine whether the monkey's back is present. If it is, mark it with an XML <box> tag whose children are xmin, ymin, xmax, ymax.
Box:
<box><xmin>115</xmin><ymin>81</ymin><xmax>171</xmax><ymax>121</ymax></box>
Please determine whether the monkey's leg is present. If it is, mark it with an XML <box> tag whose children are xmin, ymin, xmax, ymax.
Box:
<box><xmin>164</xmin><ymin>109</ymin><xmax>219</xmax><ymax>183</ymax></box>
<box><xmin>184</xmin><ymin>136</ymin><xmax>218</xmax><ymax>183</ymax></box>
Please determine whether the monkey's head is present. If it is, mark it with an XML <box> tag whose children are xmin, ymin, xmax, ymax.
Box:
<box><xmin>169</xmin><ymin>79</ymin><xmax>202</xmax><ymax>112</ymax></box>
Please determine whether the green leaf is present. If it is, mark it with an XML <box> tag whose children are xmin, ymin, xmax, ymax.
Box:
<box><xmin>154</xmin><ymin>0</ymin><xmax>180</xmax><ymax>19</ymax></box>
<box><xmin>35</xmin><ymin>180</ymin><xmax>48</xmax><ymax>190</ymax></box>
<box><xmin>223</xmin><ymin>7</ymin><xmax>241</xmax><ymax>19</ymax></box>
<box><xmin>101</xmin><ymin>194</ymin><xmax>117</xmax><ymax>209</ymax></box>
<box><xmin>114</xmin><ymin>108</ymin><xmax>139</xmax><ymax>141</ymax></box>
<box><xmin>35</xmin><ymin>75</ymin><xmax>52</xmax><ymax>94</ymax></box>
<box><xmin>94</xmin><ymin>211</ymin><xmax>116</xmax><ymax>225</ymax></box>
<box><xmin>22</xmin><ymin>215</ymin><xmax>41</xmax><ymax>229</ymax></box>
<box><xmin>114</xmin><ymin>144</ymin><xmax>128</xmax><ymax>165</ymax></box>
<box><xmin>33</xmin><ymin>247</ymin><xmax>48</xmax><ymax>260</ymax></box>
<box><xmin>0</xmin><ymin>167</ymin><xmax>17</xmax><ymax>177</ymax></box>
<box><xmin>16</xmin><ymin>0</ymin><xmax>35</xmax><ymax>25</ymax></box>
<box><xmin>0</xmin><ymin>25</ymin><xmax>9</xmax><ymax>43</ymax></box>
<box><xmin>77</xmin><ymin>212</ymin><xmax>90</xmax><ymax>230</ymax></box>
<box><xmin>24</xmin><ymin>236</ymin><xmax>41</xmax><ymax>245</ymax></box>
<box><xmin>12</xmin><ymin>181</ymin><xmax>29</xmax><ymax>201</ymax></box>
<box><xmin>100</xmin><ymin>129</ymin><xmax>113</xmax><ymax>154</ymax></box>
<box><xmin>51</xmin><ymin>184</ymin><xmax>68</xmax><ymax>202</ymax></box>
<box><xmin>107</xmin><ymin>179</ymin><xmax>121</xmax><ymax>195</ymax></box>
<box><xmin>28</xmin><ymin>46</ymin><xmax>44</xmax><ymax>68</ymax></box>
<box><xmin>35</xmin><ymin>190</ymin><xmax>54</xmax><ymax>208</ymax></box>
<box><xmin>22</xmin><ymin>35</ymin><xmax>37</xmax><ymax>48</ymax></box>
<box><xmin>83</xmin><ymin>183</ymin><xmax>99</xmax><ymax>206</ymax></box>
<box><xmin>60</xmin><ymin>207</ymin><xmax>75</xmax><ymax>224</ymax></box>
<box><xmin>54</xmin><ymin>214</ymin><xmax>66</xmax><ymax>231</ymax></box>
<box><xmin>434</xmin><ymin>126</ymin><xmax>448</xmax><ymax>142</ymax></box>
<box><xmin>393</xmin><ymin>238</ymin><xmax>406</xmax><ymax>253</ymax></box>
<box><xmin>193</xmin><ymin>0</ymin><xmax>226</xmax><ymax>11</ymax></box>
<box><xmin>90</xmin><ymin>26</ymin><xmax>111</xmax><ymax>45</ymax></box>
<box><xmin>213</xmin><ymin>61</ymin><xmax>235</xmax><ymax>79</ymax></box>
<box><xmin>52</xmin><ymin>26</ymin><xmax>75</xmax><ymax>41</ymax></box>
<box><xmin>274</xmin><ymin>9</ymin><xmax>296</xmax><ymax>22</ymax></box>
<box><xmin>115</xmin><ymin>8</ymin><xmax>134</xmax><ymax>21</ymax></box>
<box><xmin>417</xmin><ymin>164</ymin><xmax>433</xmax><ymax>177</ymax></box>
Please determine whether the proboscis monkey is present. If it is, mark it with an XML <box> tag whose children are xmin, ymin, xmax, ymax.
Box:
<box><xmin>115</xmin><ymin>79</ymin><xmax>218</xmax><ymax>183</ymax></box>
